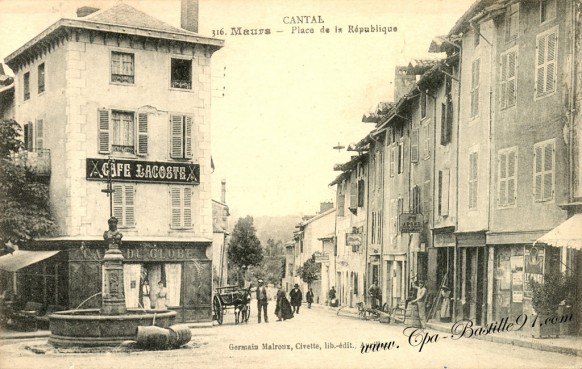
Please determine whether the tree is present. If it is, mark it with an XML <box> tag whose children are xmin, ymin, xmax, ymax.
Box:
<box><xmin>296</xmin><ymin>257</ymin><xmax>320</xmax><ymax>288</ymax></box>
<box><xmin>227</xmin><ymin>216</ymin><xmax>263</xmax><ymax>285</ymax></box>
<box><xmin>0</xmin><ymin>119</ymin><xmax>56</xmax><ymax>248</ymax></box>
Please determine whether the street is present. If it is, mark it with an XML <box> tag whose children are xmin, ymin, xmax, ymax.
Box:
<box><xmin>0</xmin><ymin>304</ymin><xmax>580</xmax><ymax>369</ymax></box>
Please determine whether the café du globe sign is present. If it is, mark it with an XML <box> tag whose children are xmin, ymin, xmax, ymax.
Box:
<box><xmin>86</xmin><ymin>158</ymin><xmax>200</xmax><ymax>184</ymax></box>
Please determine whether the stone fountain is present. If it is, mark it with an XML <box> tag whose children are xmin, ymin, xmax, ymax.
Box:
<box><xmin>48</xmin><ymin>217</ymin><xmax>176</xmax><ymax>348</ymax></box>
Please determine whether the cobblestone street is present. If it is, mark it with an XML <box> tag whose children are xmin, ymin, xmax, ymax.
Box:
<box><xmin>0</xmin><ymin>304</ymin><xmax>580</xmax><ymax>369</ymax></box>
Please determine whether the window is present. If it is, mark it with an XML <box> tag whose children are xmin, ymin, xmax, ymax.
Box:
<box><xmin>500</xmin><ymin>49</ymin><xmax>517</xmax><ymax>109</ymax></box>
<box><xmin>498</xmin><ymin>147</ymin><xmax>518</xmax><ymax>207</ymax></box>
<box><xmin>37</xmin><ymin>63</ymin><xmax>45</xmax><ymax>93</ymax></box>
<box><xmin>540</xmin><ymin>0</ymin><xmax>556</xmax><ymax>24</ymax></box>
<box><xmin>474</xmin><ymin>24</ymin><xmax>480</xmax><ymax>47</ymax></box>
<box><xmin>535</xmin><ymin>27</ymin><xmax>558</xmax><ymax>98</ymax></box>
<box><xmin>170</xmin><ymin>115</ymin><xmax>193</xmax><ymax>159</ymax></box>
<box><xmin>349</xmin><ymin>178</ymin><xmax>358</xmax><ymax>211</ymax></box>
<box><xmin>410</xmin><ymin>128</ymin><xmax>419</xmax><ymax>163</ymax></box>
<box><xmin>113</xmin><ymin>184</ymin><xmax>135</xmax><ymax>228</ymax></box>
<box><xmin>423</xmin><ymin>122</ymin><xmax>430</xmax><ymax>158</ymax></box>
<box><xmin>23</xmin><ymin>72</ymin><xmax>30</xmax><ymax>100</ymax></box>
<box><xmin>170</xmin><ymin>186</ymin><xmax>192</xmax><ymax>229</ymax></box>
<box><xmin>23</xmin><ymin>119</ymin><xmax>43</xmax><ymax>150</ymax></box>
<box><xmin>391</xmin><ymin>198</ymin><xmax>403</xmax><ymax>236</ymax></box>
<box><xmin>398</xmin><ymin>141</ymin><xmax>404</xmax><ymax>174</ymax></box>
<box><xmin>337</xmin><ymin>182</ymin><xmax>345</xmax><ymax>217</ymax></box>
<box><xmin>505</xmin><ymin>3</ymin><xmax>519</xmax><ymax>42</ymax></box>
<box><xmin>470</xmin><ymin>59</ymin><xmax>480</xmax><ymax>118</ymax></box>
<box><xmin>469</xmin><ymin>152</ymin><xmax>479</xmax><ymax>209</ymax></box>
<box><xmin>420</xmin><ymin>91</ymin><xmax>427</xmax><ymax>119</ymax></box>
<box><xmin>111</xmin><ymin>52</ymin><xmax>135</xmax><ymax>84</ymax></box>
<box><xmin>357</xmin><ymin>179</ymin><xmax>365</xmax><ymax>207</ymax></box>
<box><xmin>98</xmin><ymin>109</ymin><xmax>148</xmax><ymax>156</ymax></box>
<box><xmin>438</xmin><ymin>169</ymin><xmax>450</xmax><ymax>216</ymax></box>
<box><xmin>171</xmin><ymin>58</ymin><xmax>192</xmax><ymax>89</ymax></box>
<box><xmin>441</xmin><ymin>101</ymin><xmax>453</xmax><ymax>145</ymax></box>
<box><xmin>411</xmin><ymin>185</ymin><xmax>421</xmax><ymax>214</ymax></box>
<box><xmin>533</xmin><ymin>139</ymin><xmax>555</xmax><ymax>202</ymax></box>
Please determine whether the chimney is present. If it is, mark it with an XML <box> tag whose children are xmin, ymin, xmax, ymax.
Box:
<box><xmin>77</xmin><ymin>6</ymin><xmax>100</xmax><ymax>18</ymax></box>
<box><xmin>394</xmin><ymin>66</ymin><xmax>416</xmax><ymax>102</ymax></box>
<box><xmin>320</xmin><ymin>202</ymin><xmax>333</xmax><ymax>213</ymax></box>
<box><xmin>221</xmin><ymin>179</ymin><xmax>226</xmax><ymax>204</ymax></box>
<box><xmin>181</xmin><ymin>0</ymin><xmax>199</xmax><ymax>33</ymax></box>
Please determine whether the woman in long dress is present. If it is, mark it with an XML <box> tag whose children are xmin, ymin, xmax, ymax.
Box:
<box><xmin>275</xmin><ymin>284</ymin><xmax>294</xmax><ymax>321</ymax></box>
<box><xmin>156</xmin><ymin>281</ymin><xmax>167</xmax><ymax>310</ymax></box>
<box><xmin>440</xmin><ymin>286</ymin><xmax>451</xmax><ymax>322</ymax></box>
<box><xmin>141</xmin><ymin>279</ymin><xmax>151</xmax><ymax>309</ymax></box>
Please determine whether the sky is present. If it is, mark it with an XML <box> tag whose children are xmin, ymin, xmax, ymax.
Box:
<box><xmin>0</xmin><ymin>0</ymin><xmax>475</xmax><ymax>217</ymax></box>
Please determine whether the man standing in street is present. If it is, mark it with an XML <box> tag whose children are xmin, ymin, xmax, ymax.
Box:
<box><xmin>289</xmin><ymin>284</ymin><xmax>302</xmax><ymax>314</ymax></box>
<box><xmin>256</xmin><ymin>279</ymin><xmax>268</xmax><ymax>323</ymax></box>
<box><xmin>410</xmin><ymin>280</ymin><xmax>427</xmax><ymax>328</ymax></box>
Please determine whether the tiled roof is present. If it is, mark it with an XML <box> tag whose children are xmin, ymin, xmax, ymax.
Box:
<box><xmin>83</xmin><ymin>3</ymin><xmax>192</xmax><ymax>35</ymax></box>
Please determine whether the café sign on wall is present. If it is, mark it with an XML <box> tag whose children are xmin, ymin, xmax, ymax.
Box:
<box><xmin>86</xmin><ymin>158</ymin><xmax>200</xmax><ymax>184</ymax></box>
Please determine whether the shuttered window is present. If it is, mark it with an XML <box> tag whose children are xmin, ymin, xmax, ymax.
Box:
<box><xmin>398</xmin><ymin>142</ymin><xmax>404</xmax><ymax>174</ymax></box>
<box><xmin>137</xmin><ymin>113</ymin><xmax>148</xmax><ymax>156</ymax></box>
<box><xmin>35</xmin><ymin>119</ymin><xmax>44</xmax><ymax>149</ymax></box>
<box><xmin>357</xmin><ymin>179</ymin><xmax>365</xmax><ymax>207</ymax></box>
<box><xmin>337</xmin><ymin>182</ymin><xmax>345</xmax><ymax>217</ymax></box>
<box><xmin>470</xmin><ymin>59</ymin><xmax>480</xmax><ymax>118</ymax></box>
<box><xmin>170</xmin><ymin>186</ymin><xmax>193</xmax><ymax>229</ymax></box>
<box><xmin>535</xmin><ymin>27</ymin><xmax>558</xmax><ymax>98</ymax></box>
<box><xmin>498</xmin><ymin>147</ymin><xmax>518</xmax><ymax>207</ymax></box>
<box><xmin>170</xmin><ymin>115</ymin><xmax>193</xmax><ymax>159</ymax></box>
<box><xmin>411</xmin><ymin>129</ymin><xmax>419</xmax><ymax>163</ymax></box>
<box><xmin>113</xmin><ymin>184</ymin><xmax>135</xmax><ymax>228</ymax></box>
<box><xmin>533</xmin><ymin>140</ymin><xmax>555</xmax><ymax>202</ymax></box>
<box><xmin>24</xmin><ymin>122</ymin><xmax>33</xmax><ymax>151</ymax></box>
<box><xmin>469</xmin><ymin>152</ymin><xmax>479</xmax><ymax>209</ymax></box>
<box><xmin>411</xmin><ymin>185</ymin><xmax>421</xmax><ymax>214</ymax></box>
<box><xmin>23</xmin><ymin>120</ymin><xmax>43</xmax><ymax>150</ymax></box>
<box><xmin>97</xmin><ymin>109</ymin><xmax>148</xmax><ymax>156</ymax></box>
<box><xmin>349</xmin><ymin>179</ymin><xmax>358</xmax><ymax>210</ymax></box>
<box><xmin>500</xmin><ymin>49</ymin><xmax>517</xmax><ymax>109</ymax></box>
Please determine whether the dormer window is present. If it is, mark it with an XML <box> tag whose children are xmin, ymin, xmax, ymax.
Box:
<box><xmin>171</xmin><ymin>58</ymin><xmax>192</xmax><ymax>90</ymax></box>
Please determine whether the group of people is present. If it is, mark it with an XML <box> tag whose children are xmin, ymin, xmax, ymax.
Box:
<box><xmin>255</xmin><ymin>280</ymin><xmax>315</xmax><ymax>323</ymax></box>
<box><xmin>141</xmin><ymin>280</ymin><xmax>167</xmax><ymax>310</ymax></box>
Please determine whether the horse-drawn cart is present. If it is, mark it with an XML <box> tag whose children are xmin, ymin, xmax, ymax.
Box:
<box><xmin>213</xmin><ymin>286</ymin><xmax>251</xmax><ymax>325</ymax></box>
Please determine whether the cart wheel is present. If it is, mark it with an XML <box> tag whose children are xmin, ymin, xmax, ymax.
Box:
<box><xmin>242</xmin><ymin>304</ymin><xmax>250</xmax><ymax>323</ymax></box>
<box><xmin>213</xmin><ymin>295</ymin><xmax>223</xmax><ymax>325</ymax></box>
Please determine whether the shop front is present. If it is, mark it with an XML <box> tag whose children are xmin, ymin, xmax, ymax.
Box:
<box><xmin>68</xmin><ymin>240</ymin><xmax>212</xmax><ymax>322</ymax></box>
<box><xmin>456</xmin><ymin>232</ymin><xmax>487</xmax><ymax>325</ymax></box>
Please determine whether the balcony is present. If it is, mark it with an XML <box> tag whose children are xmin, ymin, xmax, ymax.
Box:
<box><xmin>10</xmin><ymin>149</ymin><xmax>51</xmax><ymax>176</ymax></box>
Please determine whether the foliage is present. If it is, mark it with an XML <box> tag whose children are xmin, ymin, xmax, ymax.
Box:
<box><xmin>296</xmin><ymin>256</ymin><xmax>320</xmax><ymax>287</ymax></box>
<box><xmin>529</xmin><ymin>272</ymin><xmax>575</xmax><ymax>315</ymax></box>
<box><xmin>227</xmin><ymin>215</ymin><xmax>263</xmax><ymax>272</ymax></box>
<box><xmin>0</xmin><ymin>119</ymin><xmax>57</xmax><ymax>244</ymax></box>
<box><xmin>251</xmin><ymin>255</ymin><xmax>286</xmax><ymax>285</ymax></box>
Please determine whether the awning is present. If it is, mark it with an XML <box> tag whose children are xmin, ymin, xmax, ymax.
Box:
<box><xmin>0</xmin><ymin>250</ymin><xmax>59</xmax><ymax>272</ymax></box>
<box><xmin>535</xmin><ymin>214</ymin><xmax>582</xmax><ymax>249</ymax></box>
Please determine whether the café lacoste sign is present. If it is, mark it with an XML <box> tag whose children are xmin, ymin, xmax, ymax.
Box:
<box><xmin>86</xmin><ymin>158</ymin><xmax>200</xmax><ymax>184</ymax></box>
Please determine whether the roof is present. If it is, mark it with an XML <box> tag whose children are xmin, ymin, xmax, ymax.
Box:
<box><xmin>447</xmin><ymin>0</ymin><xmax>501</xmax><ymax>37</ymax></box>
<box><xmin>5</xmin><ymin>4</ymin><xmax>224</xmax><ymax>69</ymax></box>
<box><xmin>298</xmin><ymin>207</ymin><xmax>336</xmax><ymax>228</ymax></box>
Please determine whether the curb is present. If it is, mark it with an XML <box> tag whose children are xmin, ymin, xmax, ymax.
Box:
<box><xmin>425</xmin><ymin>322</ymin><xmax>582</xmax><ymax>357</ymax></box>
<box><xmin>0</xmin><ymin>331</ymin><xmax>50</xmax><ymax>340</ymax></box>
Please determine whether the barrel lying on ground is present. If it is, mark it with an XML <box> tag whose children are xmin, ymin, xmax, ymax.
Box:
<box><xmin>136</xmin><ymin>324</ymin><xmax>192</xmax><ymax>350</ymax></box>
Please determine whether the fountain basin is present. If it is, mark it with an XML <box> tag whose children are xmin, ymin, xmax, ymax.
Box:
<box><xmin>48</xmin><ymin>309</ymin><xmax>177</xmax><ymax>348</ymax></box>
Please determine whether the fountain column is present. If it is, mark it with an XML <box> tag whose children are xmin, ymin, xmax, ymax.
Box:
<box><xmin>101</xmin><ymin>217</ymin><xmax>127</xmax><ymax>315</ymax></box>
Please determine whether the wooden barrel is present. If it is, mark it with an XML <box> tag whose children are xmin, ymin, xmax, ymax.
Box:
<box><xmin>404</xmin><ymin>303</ymin><xmax>421</xmax><ymax>328</ymax></box>
<box><xmin>136</xmin><ymin>326</ymin><xmax>171</xmax><ymax>350</ymax></box>
<box><xmin>168</xmin><ymin>325</ymin><xmax>192</xmax><ymax>348</ymax></box>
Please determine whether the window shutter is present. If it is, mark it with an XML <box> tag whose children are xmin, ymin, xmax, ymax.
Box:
<box><xmin>411</xmin><ymin>129</ymin><xmax>419</xmax><ymax>163</ymax></box>
<box><xmin>183</xmin><ymin>187</ymin><xmax>192</xmax><ymax>228</ymax></box>
<box><xmin>543</xmin><ymin>143</ymin><xmax>554</xmax><ymax>200</ymax></box>
<box><xmin>423</xmin><ymin>180</ymin><xmax>431</xmax><ymax>219</ymax></box>
<box><xmin>536</xmin><ymin>35</ymin><xmax>546</xmax><ymax>95</ymax></box>
<box><xmin>350</xmin><ymin>180</ymin><xmax>358</xmax><ymax>209</ymax></box>
<box><xmin>357</xmin><ymin>179</ymin><xmax>365</xmax><ymax>207</ymax></box>
<box><xmin>442</xmin><ymin>169</ymin><xmax>450</xmax><ymax>216</ymax></box>
<box><xmin>98</xmin><ymin>109</ymin><xmax>110</xmax><ymax>154</ymax></box>
<box><xmin>534</xmin><ymin>146</ymin><xmax>543</xmax><ymax>201</ymax></box>
<box><xmin>500</xmin><ymin>53</ymin><xmax>508</xmax><ymax>108</ymax></box>
<box><xmin>398</xmin><ymin>142</ymin><xmax>404</xmax><ymax>174</ymax></box>
<box><xmin>35</xmin><ymin>119</ymin><xmax>44</xmax><ymax>149</ymax></box>
<box><xmin>507</xmin><ymin>150</ymin><xmax>516</xmax><ymax>205</ymax></box>
<box><xmin>446</xmin><ymin>100</ymin><xmax>453</xmax><ymax>143</ymax></box>
<box><xmin>337</xmin><ymin>186</ymin><xmax>345</xmax><ymax>217</ymax></box>
<box><xmin>545</xmin><ymin>31</ymin><xmax>556</xmax><ymax>93</ymax></box>
<box><xmin>390</xmin><ymin>146</ymin><xmax>396</xmax><ymax>177</ymax></box>
<box><xmin>25</xmin><ymin>122</ymin><xmax>33</xmax><ymax>151</ymax></box>
<box><xmin>499</xmin><ymin>152</ymin><xmax>508</xmax><ymax>206</ymax></box>
<box><xmin>441</xmin><ymin>103</ymin><xmax>446</xmax><ymax>144</ymax></box>
<box><xmin>184</xmin><ymin>116</ymin><xmax>193</xmax><ymax>159</ymax></box>
<box><xmin>113</xmin><ymin>184</ymin><xmax>124</xmax><ymax>223</ymax></box>
<box><xmin>507</xmin><ymin>51</ymin><xmax>516</xmax><ymax>107</ymax></box>
<box><xmin>137</xmin><ymin>113</ymin><xmax>148</xmax><ymax>156</ymax></box>
<box><xmin>125</xmin><ymin>185</ymin><xmax>135</xmax><ymax>227</ymax></box>
<box><xmin>170</xmin><ymin>187</ymin><xmax>182</xmax><ymax>228</ymax></box>
<box><xmin>170</xmin><ymin>115</ymin><xmax>183</xmax><ymax>158</ymax></box>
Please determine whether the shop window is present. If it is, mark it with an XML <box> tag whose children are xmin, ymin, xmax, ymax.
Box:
<box><xmin>540</xmin><ymin>0</ymin><xmax>556</xmax><ymax>24</ymax></box>
<box><xmin>505</xmin><ymin>3</ymin><xmax>519</xmax><ymax>42</ymax></box>
<box><xmin>170</xmin><ymin>58</ymin><xmax>192</xmax><ymax>89</ymax></box>
<box><xmin>170</xmin><ymin>186</ymin><xmax>192</xmax><ymax>229</ymax></box>
<box><xmin>23</xmin><ymin>72</ymin><xmax>30</xmax><ymax>100</ymax></box>
<box><xmin>500</xmin><ymin>49</ymin><xmax>517</xmax><ymax>109</ymax></box>
<box><xmin>170</xmin><ymin>115</ymin><xmax>193</xmax><ymax>159</ymax></box>
<box><xmin>113</xmin><ymin>184</ymin><xmax>135</xmax><ymax>228</ymax></box>
<box><xmin>38</xmin><ymin>63</ymin><xmax>45</xmax><ymax>93</ymax></box>
<box><xmin>111</xmin><ymin>51</ymin><xmax>135</xmax><ymax>84</ymax></box>
<box><xmin>98</xmin><ymin>109</ymin><xmax>148</xmax><ymax>156</ymax></box>
<box><xmin>533</xmin><ymin>139</ymin><xmax>554</xmax><ymax>202</ymax></box>
<box><xmin>535</xmin><ymin>27</ymin><xmax>558</xmax><ymax>98</ymax></box>
<box><xmin>498</xmin><ymin>147</ymin><xmax>518</xmax><ymax>207</ymax></box>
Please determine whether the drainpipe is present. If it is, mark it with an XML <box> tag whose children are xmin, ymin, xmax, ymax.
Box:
<box><xmin>454</xmin><ymin>44</ymin><xmax>463</xmax><ymax>322</ymax></box>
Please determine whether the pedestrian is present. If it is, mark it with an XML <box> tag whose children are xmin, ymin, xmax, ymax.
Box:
<box><xmin>289</xmin><ymin>283</ymin><xmax>302</xmax><ymax>314</ymax></box>
<box><xmin>329</xmin><ymin>286</ymin><xmax>338</xmax><ymax>307</ymax></box>
<box><xmin>306</xmin><ymin>288</ymin><xmax>314</xmax><ymax>309</ymax></box>
<box><xmin>256</xmin><ymin>279</ymin><xmax>269</xmax><ymax>323</ymax></box>
<box><xmin>368</xmin><ymin>280</ymin><xmax>380</xmax><ymax>309</ymax></box>
<box><xmin>439</xmin><ymin>286</ymin><xmax>451</xmax><ymax>322</ymax></box>
<box><xmin>410</xmin><ymin>280</ymin><xmax>427</xmax><ymax>328</ymax></box>
<box><xmin>275</xmin><ymin>283</ymin><xmax>293</xmax><ymax>321</ymax></box>
<box><xmin>156</xmin><ymin>281</ymin><xmax>167</xmax><ymax>309</ymax></box>
<box><xmin>141</xmin><ymin>279</ymin><xmax>151</xmax><ymax>309</ymax></box>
